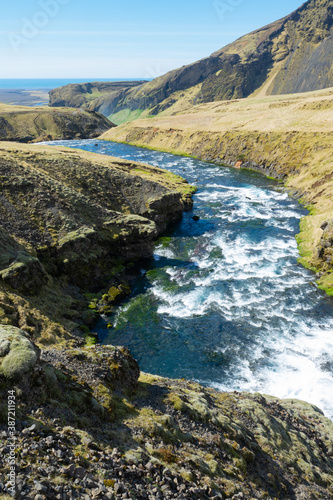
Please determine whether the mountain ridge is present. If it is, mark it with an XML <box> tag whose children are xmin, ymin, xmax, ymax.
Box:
<box><xmin>49</xmin><ymin>0</ymin><xmax>333</xmax><ymax>123</ymax></box>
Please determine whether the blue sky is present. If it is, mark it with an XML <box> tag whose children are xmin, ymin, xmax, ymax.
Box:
<box><xmin>0</xmin><ymin>0</ymin><xmax>304</xmax><ymax>79</ymax></box>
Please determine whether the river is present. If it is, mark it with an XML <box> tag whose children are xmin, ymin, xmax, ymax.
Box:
<box><xmin>46</xmin><ymin>139</ymin><xmax>333</xmax><ymax>420</ymax></box>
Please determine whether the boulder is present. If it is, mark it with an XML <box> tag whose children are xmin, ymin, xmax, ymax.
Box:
<box><xmin>317</xmin><ymin>220</ymin><xmax>333</xmax><ymax>265</ymax></box>
<box><xmin>0</xmin><ymin>253</ymin><xmax>48</xmax><ymax>295</ymax></box>
<box><xmin>0</xmin><ymin>326</ymin><xmax>39</xmax><ymax>380</ymax></box>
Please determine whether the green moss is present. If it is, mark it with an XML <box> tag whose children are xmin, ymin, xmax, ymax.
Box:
<box><xmin>317</xmin><ymin>272</ymin><xmax>333</xmax><ymax>295</ymax></box>
<box><xmin>108</xmin><ymin>108</ymin><xmax>145</xmax><ymax>125</ymax></box>
<box><xmin>107</xmin><ymin>286</ymin><xmax>122</xmax><ymax>302</ymax></box>
<box><xmin>84</xmin><ymin>334</ymin><xmax>97</xmax><ymax>347</ymax></box>
<box><xmin>0</xmin><ymin>327</ymin><xmax>38</xmax><ymax>380</ymax></box>
<box><xmin>134</xmin><ymin>168</ymin><xmax>150</xmax><ymax>175</ymax></box>
<box><xmin>156</xmin><ymin>236</ymin><xmax>172</xmax><ymax>247</ymax></box>
<box><xmin>168</xmin><ymin>394</ymin><xmax>189</xmax><ymax>413</ymax></box>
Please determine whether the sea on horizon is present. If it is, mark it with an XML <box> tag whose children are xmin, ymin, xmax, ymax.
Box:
<box><xmin>0</xmin><ymin>78</ymin><xmax>149</xmax><ymax>90</ymax></box>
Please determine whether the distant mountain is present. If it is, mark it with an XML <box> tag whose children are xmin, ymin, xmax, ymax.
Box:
<box><xmin>49</xmin><ymin>0</ymin><xmax>333</xmax><ymax>122</ymax></box>
<box><xmin>49</xmin><ymin>81</ymin><xmax>147</xmax><ymax>118</ymax></box>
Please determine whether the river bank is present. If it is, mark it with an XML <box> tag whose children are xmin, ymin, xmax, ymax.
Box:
<box><xmin>101</xmin><ymin>87</ymin><xmax>333</xmax><ymax>295</ymax></box>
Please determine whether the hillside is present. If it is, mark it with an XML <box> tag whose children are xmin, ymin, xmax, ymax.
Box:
<box><xmin>49</xmin><ymin>0</ymin><xmax>333</xmax><ymax>123</ymax></box>
<box><xmin>101</xmin><ymin>87</ymin><xmax>333</xmax><ymax>295</ymax></box>
<box><xmin>49</xmin><ymin>81</ymin><xmax>147</xmax><ymax>123</ymax></box>
<box><xmin>0</xmin><ymin>103</ymin><xmax>114</xmax><ymax>142</ymax></box>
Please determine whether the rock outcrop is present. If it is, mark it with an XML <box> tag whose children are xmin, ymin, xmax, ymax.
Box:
<box><xmin>0</xmin><ymin>142</ymin><xmax>195</xmax><ymax>343</ymax></box>
<box><xmin>315</xmin><ymin>220</ymin><xmax>333</xmax><ymax>292</ymax></box>
<box><xmin>49</xmin><ymin>0</ymin><xmax>333</xmax><ymax>123</ymax></box>
<box><xmin>0</xmin><ymin>103</ymin><xmax>114</xmax><ymax>143</ymax></box>
<box><xmin>49</xmin><ymin>81</ymin><xmax>148</xmax><ymax>123</ymax></box>
<box><xmin>317</xmin><ymin>220</ymin><xmax>333</xmax><ymax>264</ymax></box>
<box><xmin>49</xmin><ymin>80</ymin><xmax>146</xmax><ymax>111</ymax></box>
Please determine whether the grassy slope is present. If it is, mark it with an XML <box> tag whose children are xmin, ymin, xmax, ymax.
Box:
<box><xmin>0</xmin><ymin>103</ymin><xmax>113</xmax><ymax>142</ymax></box>
<box><xmin>101</xmin><ymin>87</ymin><xmax>333</xmax><ymax>293</ymax></box>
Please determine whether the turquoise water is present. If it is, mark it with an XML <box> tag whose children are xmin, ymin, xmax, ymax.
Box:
<box><xmin>43</xmin><ymin>139</ymin><xmax>333</xmax><ymax>419</ymax></box>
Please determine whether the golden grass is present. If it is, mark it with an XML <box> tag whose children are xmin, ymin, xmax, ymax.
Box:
<box><xmin>103</xmin><ymin>86</ymin><xmax>333</xmax><ymax>134</ymax></box>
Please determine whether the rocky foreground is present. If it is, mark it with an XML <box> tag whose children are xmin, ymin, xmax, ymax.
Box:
<box><xmin>1</xmin><ymin>325</ymin><xmax>333</xmax><ymax>500</ymax></box>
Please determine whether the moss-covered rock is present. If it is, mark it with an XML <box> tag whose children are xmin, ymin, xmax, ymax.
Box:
<box><xmin>0</xmin><ymin>347</ymin><xmax>332</xmax><ymax>499</ymax></box>
<box><xmin>0</xmin><ymin>253</ymin><xmax>48</xmax><ymax>295</ymax></box>
<box><xmin>0</xmin><ymin>325</ymin><xmax>39</xmax><ymax>380</ymax></box>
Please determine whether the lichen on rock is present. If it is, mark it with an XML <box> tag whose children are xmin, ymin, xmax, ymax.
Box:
<box><xmin>1</xmin><ymin>350</ymin><xmax>332</xmax><ymax>499</ymax></box>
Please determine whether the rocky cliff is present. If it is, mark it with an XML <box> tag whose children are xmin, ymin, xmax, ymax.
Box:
<box><xmin>49</xmin><ymin>81</ymin><xmax>147</xmax><ymax>123</ymax></box>
<box><xmin>0</xmin><ymin>142</ymin><xmax>195</xmax><ymax>345</ymax></box>
<box><xmin>49</xmin><ymin>0</ymin><xmax>333</xmax><ymax>123</ymax></box>
<box><xmin>0</xmin><ymin>103</ymin><xmax>114</xmax><ymax>142</ymax></box>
